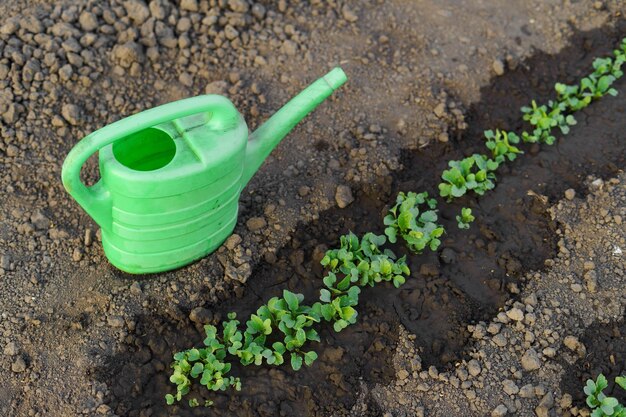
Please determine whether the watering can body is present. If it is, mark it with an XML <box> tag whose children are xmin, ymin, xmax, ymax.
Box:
<box><xmin>62</xmin><ymin>68</ymin><xmax>347</xmax><ymax>274</ymax></box>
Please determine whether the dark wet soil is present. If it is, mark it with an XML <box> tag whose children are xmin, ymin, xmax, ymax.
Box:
<box><xmin>95</xmin><ymin>25</ymin><xmax>626</xmax><ymax>417</ymax></box>
<box><xmin>560</xmin><ymin>318</ymin><xmax>626</xmax><ymax>407</ymax></box>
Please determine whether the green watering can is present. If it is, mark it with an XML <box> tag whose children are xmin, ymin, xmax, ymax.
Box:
<box><xmin>62</xmin><ymin>68</ymin><xmax>347</xmax><ymax>274</ymax></box>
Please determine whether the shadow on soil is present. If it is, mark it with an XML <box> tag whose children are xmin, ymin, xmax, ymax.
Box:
<box><xmin>93</xmin><ymin>22</ymin><xmax>626</xmax><ymax>417</ymax></box>
<box><xmin>560</xmin><ymin>318</ymin><xmax>626</xmax><ymax>407</ymax></box>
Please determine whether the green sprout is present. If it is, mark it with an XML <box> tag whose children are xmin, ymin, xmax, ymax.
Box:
<box><xmin>456</xmin><ymin>207</ymin><xmax>475</xmax><ymax>229</ymax></box>
<box><xmin>439</xmin><ymin>154</ymin><xmax>499</xmax><ymax>200</ymax></box>
<box><xmin>484</xmin><ymin>129</ymin><xmax>523</xmax><ymax>163</ymax></box>
<box><xmin>520</xmin><ymin>100</ymin><xmax>576</xmax><ymax>144</ymax></box>
<box><xmin>584</xmin><ymin>374</ymin><xmax>626</xmax><ymax>417</ymax></box>
<box><xmin>321</xmin><ymin>232</ymin><xmax>410</xmax><ymax>288</ymax></box>
<box><xmin>383</xmin><ymin>192</ymin><xmax>445</xmax><ymax>253</ymax></box>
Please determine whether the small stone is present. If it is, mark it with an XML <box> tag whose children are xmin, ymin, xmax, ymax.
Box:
<box><xmin>79</xmin><ymin>11</ymin><xmax>99</xmax><ymax>31</ymax></box>
<box><xmin>590</xmin><ymin>178</ymin><xmax>604</xmax><ymax>192</ymax></box>
<box><xmin>189</xmin><ymin>307</ymin><xmax>213</xmax><ymax>324</ymax></box>
<box><xmin>251</xmin><ymin>3</ymin><xmax>266</xmax><ymax>19</ymax></box>
<box><xmin>503</xmin><ymin>379</ymin><xmax>519</xmax><ymax>395</ymax></box>
<box><xmin>535</xmin><ymin>393</ymin><xmax>554</xmax><ymax>417</ymax></box>
<box><xmin>61</xmin><ymin>104</ymin><xmax>80</xmax><ymax>125</ymax></box>
<box><xmin>72</xmin><ymin>248</ymin><xmax>83</xmax><ymax>262</ymax></box>
<box><xmin>107</xmin><ymin>315</ymin><xmax>125</xmax><ymax>328</ymax></box>
<box><xmin>467</xmin><ymin>359</ymin><xmax>481</xmax><ymax>377</ymax></box>
<box><xmin>491</xmin><ymin>404</ymin><xmax>508</xmax><ymax>417</ymax></box>
<box><xmin>224</xmin><ymin>234</ymin><xmax>242</xmax><ymax>250</ymax></box>
<box><xmin>397</xmin><ymin>369</ymin><xmax>409</xmax><ymax>380</ymax></box>
<box><xmin>58</xmin><ymin>64</ymin><xmax>73</xmax><ymax>81</ymax></box>
<box><xmin>228</xmin><ymin>0</ymin><xmax>249</xmax><ymax>13</ymax></box>
<box><xmin>542</xmin><ymin>347</ymin><xmax>556</xmax><ymax>358</ymax></box>
<box><xmin>493</xmin><ymin>59</ymin><xmax>505</xmax><ymax>75</ymax></box>
<box><xmin>335</xmin><ymin>185</ymin><xmax>354</xmax><ymax>208</ymax></box>
<box><xmin>0</xmin><ymin>255</ymin><xmax>10</xmax><ymax>270</ymax></box>
<box><xmin>129</xmin><ymin>282</ymin><xmax>142</xmax><ymax>295</ymax></box>
<box><xmin>440</xmin><ymin>248</ymin><xmax>457</xmax><ymax>264</ymax></box>
<box><xmin>437</xmin><ymin>132</ymin><xmax>449</xmax><ymax>142</ymax></box>
<box><xmin>176</xmin><ymin>17</ymin><xmax>192</xmax><ymax>32</ymax></box>
<box><xmin>3</xmin><ymin>342</ymin><xmax>18</xmax><ymax>356</ymax></box>
<box><xmin>571</xmin><ymin>283</ymin><xmax>583</xmax><ymax>292</ymax></box>
<box><xmin>84</xmin><ymin>229</ymin><xmax>93</xmax><ymax>247</ymax></box>
<box><xmin>181</xmin><ymin>0</ymin><xmax>199</xmax><ymax>11</ymax></box>
<box><xmin>12</xmin><ymin>357</ymin><xmax>26</xmax><ymax>373</ymax></box>
<box><xmin>584</xmin><ymin>270</ymin><xmax>598</xmax><ymax>293</ymax></box>
<box><xmin>563</xmin><ymin>336</ymin><xmax>585</xmax><ymax>355</ymax></box>
<box><xmin>205</xmin><ymin>80</ymin><xmax>228</xmax><ymax>95</ymax></box>
<box><xmin>583</xmin><ymin>261</ymin><xmax>595</xmax><ymax>271</ymax></box>
<box><xmin>281</xmin><ymin>40</ymin><xmax>297</xmax><ymax>56</ymax></box>
<box><xmin>246</xmin><ymin>217</ymin><xmax>267</xmax><ymax>232</ymax></box>
<box><xmin>179</xmin><ymin>72</ymin><xmax>193</xmax><ymax>87</ymax></box>
<box><xmin>30</xmin><ymin>211</ymin><xmax>49</xmax><ymax>230</ymax></box>
<box><xmin>225</xmin><ymin>262</ymin><xmax>251</xmax><ymax>283</ymax></box>
<box><xmin>493</xmin><ymin>333</ymin><xmax>507</xmax><ymax>347</ymax></box>
<box><xmin>20</xmin><ymin>16</ymin><xmax>43</xmax><ymax>33</ymax></box>
<box><xmin>6</xmin><ymin>145</ymin><xmax>18</xmax><ymax>157</ymax></box>
<box><xmin>224</xmin><ymin>25</ymin><xmax>239</xmax><ymax>40</ymax></box>
<box><xmin>560</xmin><ymin>393</ymin><xmax>573</xmax><ymax>409</ymax></box>
<box><xmin>521</xmin><ymin>348</ymin><xmax>541</xmax><ymax>371</ymax></box>
<box><xmin>0</xmin><ymin>18</ymin><xmax>19</xmax><ymax>35</ymax></box>
<box><xmin>519</xmin><ymin>384</ymin><xmax>535</xmax><ymax>398</ymax></box>
<box><xmin>298</xmin><ymin>186</ymin><xmax>310</xmax><ymax>197</ymax></box>
<box><xmin>433</xmin><ymin>103</ymin><xmax>446</xmax><ymax>118</ymax></box>
<box><xmin>112</xmin><ymin>41</ymin><xmax>144</xmax><ymax>68</ymax></box>
<box><xmin>124</xmin><ymin>0</ymin><xmax>151</xmax><ymax>25</ymax></box>
<box><xmin>341</xmin><ymin>5</ymin><xmax>359</xmax><ymax>22</ymax></box>
<box><xmin>506</xmin><ymin>308</ymin><xmax>524</xmax><ymax>321</ymax></box>
<box><xmin>564</xmin><ymin>189</ymin><xmax>576</xmax><ymax>200</ymax></box>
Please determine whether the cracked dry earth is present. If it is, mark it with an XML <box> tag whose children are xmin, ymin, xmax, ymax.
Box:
<box><xmin>0</xmin><ymin>0</ymin><xmax>625</xmax><ymax>416</ymax></box>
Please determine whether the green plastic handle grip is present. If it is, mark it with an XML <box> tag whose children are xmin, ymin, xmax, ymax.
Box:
<box><xmin>61</xmin><ymin>95</ymin><xmax>240</xmax><ymax>230</ymax></box>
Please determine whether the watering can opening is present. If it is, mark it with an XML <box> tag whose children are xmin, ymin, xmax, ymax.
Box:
<box><xmin>112</xmin><ymin>127</ymin><xmax>176</xmax><ymax>172</ymax></box>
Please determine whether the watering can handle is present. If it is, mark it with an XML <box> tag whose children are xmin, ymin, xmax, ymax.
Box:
<box><xmin>61</xmin><ymin>95</ymin><xmax>240</xmax><ymax>230</ymax></box>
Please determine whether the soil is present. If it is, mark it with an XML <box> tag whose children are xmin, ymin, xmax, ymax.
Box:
<box><xmin>0</xmin><ymin>1</ymin><xmax>625</xmax><ymax>417</ymax></box>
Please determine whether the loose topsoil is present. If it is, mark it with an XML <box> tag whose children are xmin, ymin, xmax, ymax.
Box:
<box><xmin>0</xmin><ymin>1</ymin><xmax>625</xmax><ymax>417</ymax></box>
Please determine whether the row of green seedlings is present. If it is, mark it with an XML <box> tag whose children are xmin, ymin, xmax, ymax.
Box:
<box><xmin>166</xmin><ymin>38</ymin><xmax>626</xmax><ymax>407</ymax></box>
<box><xmin>584</xmin><ymin>374</ymin><xmax>626</xmax><ymax>417</ymax></box>
<box><xmin>165</xmin><ymin>191</ymin><xmax>444</xmax><ymax>407</ymax></box>
<box><xmin>439</xmin><ymin>38</ymin><xmax>626</xmax><ymax>215</ymax></box>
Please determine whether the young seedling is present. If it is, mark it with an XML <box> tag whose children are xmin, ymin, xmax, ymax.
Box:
<box><xmin>520</xmin><ymin>100</ymin><xmax>576</xmax><ymax>144</ymax></box>
<box><xmin>483</xmin><ymin>129</ymin><xmax>523</xmax><ymax>163</ymax></box>
<box><xmin>584</xmin><ymin>374</ymin><xmax>626</xmax><ymax>417</ymax></box>
<box><xmin>321</xmin><ymin>232</ymin><xmax>410</xmax><ymax>289</ymax></box>
<box><xmin>384</xmin><ymin>192</ymin><xmax>445</xmax><ymax>253</ymax></box>
<box><xmin>252</xmin><ymin>290</ymin><xmax>321</xmax><ymax>370</ymax></box>
<box><xmin>555</xmin><ymin>83</ymin><xmax>592</xmax><ymax>112</ymax></box>
<box><xmin>439</xmin><ymin>154</ymin><xmax>499</xmax><ymax>200</ymax></box>
<box><xmin>166</xmin><ymin>316</ymin><xmax>242</xmax><ymax>406</ymax></box>
<box><xmin>319</xmin><ymin>232</ymin><xmax>410</xmax><ymax>332</ymax></box>
<box><xmin>456</xmin><ymin>207</ymin><xmax>475</xmax><ymax>229</ymax></box>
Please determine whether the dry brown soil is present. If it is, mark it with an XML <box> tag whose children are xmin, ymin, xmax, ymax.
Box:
<box><xmin>0</xmin><ymin>1</ymin><xmax>625</xmax><ymax>416</ymax></box>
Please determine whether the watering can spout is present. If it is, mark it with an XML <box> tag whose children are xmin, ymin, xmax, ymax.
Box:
<box><xmin>243</xmin><ymin>67</ymin><xmax>347</xmax><ymax>186</ymax></box>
